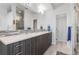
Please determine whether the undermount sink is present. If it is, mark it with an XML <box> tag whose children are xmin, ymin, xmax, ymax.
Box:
<box><xmin>0</xmin><ymin>30</ymin><xmax>34</xmax><ymax>37</ymax></box>
<box><xmin>4</xmin><ymin>33</ymin><xmax>19</xmax><ymax>36</ymax></box>
<box><xmin>0</xmin><ymin>32</ymin><xmax>21</xmax><ymax>37</ymax></box>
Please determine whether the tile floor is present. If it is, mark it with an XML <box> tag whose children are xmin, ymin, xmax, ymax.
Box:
<box><xmin>44</xmin><ymin>41</ymin><xmax>70</xmax><ymax>55</ymax></box>
<box><xmin>75</xmin><ymin>44</ymin><xmax>79</xmax><ymax>55</ymax></box>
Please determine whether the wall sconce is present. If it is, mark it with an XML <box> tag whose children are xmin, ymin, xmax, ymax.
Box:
<box><xmin>13</xmin><ymin>20</ymin><xmax>15</xmax><ymax>24</ymax></box>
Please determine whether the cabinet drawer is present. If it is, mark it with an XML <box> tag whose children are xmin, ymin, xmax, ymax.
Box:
<box><xmin>13</xmin><ymin>41</ymin><xmax>25</xmax><ymax>55</ymax></box>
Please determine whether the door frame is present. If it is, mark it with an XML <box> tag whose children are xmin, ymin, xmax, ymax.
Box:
<box><xmin>56</xmin><ymin>13</ymin><xmax>67</xmax><ymax>43</ymax></box>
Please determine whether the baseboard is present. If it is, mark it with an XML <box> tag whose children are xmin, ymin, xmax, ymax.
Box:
<box><xmin>52</xmin><ymin>41</ymin><xmax>56</xmax><ymax>45</ymax></box>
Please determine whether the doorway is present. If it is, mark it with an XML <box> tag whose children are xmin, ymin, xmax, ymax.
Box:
<box><xmin>75</xmin><ymin>12</ymin><xmax>79</xmax><ymax>54</ymax></box>
<box><xmin>33</xmin><ymin>19</ymin><xmax>37</xmax><ymax>32</ymax></box>
<box><xmin>56</xmin><ymin>13</ymin><xmax>67</xmax><ymax>42</ymax></box>
<box><xmin>16</xmin><ymin>8</ymin><xmax>24</xmax><ymax>30</ymax></box>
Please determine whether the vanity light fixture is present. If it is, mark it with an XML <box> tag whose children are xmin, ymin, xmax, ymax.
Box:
<box><xmin>18</xmin><ymin>10</ymin><xmax>22</xmax><ymax>13</ymax></box>
<box><xmin>13</xmin><ymin>20</ymin><xmax>15</xmax><ymax>24</ymax></box>
<box><xmin>16</xmin><ymin>16</ymin><xmax>20</xmax><ymax>21</ymax></box>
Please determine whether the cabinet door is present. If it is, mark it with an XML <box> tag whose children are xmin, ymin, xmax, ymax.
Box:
<box><xmin>40</xmin><ymin>33</ymin><xmax>50</xmax><ymax>54</ymax></box>
<box><xmin>31</xmin><ymin>36</ymin><xmax>40</xmax><ymax>55</ymax></box>
<box><xmin>46</xmin><ymin>33</ymin><xmax>49</xmax><ymax>48</ymax></box>
<box><xmin>37</xmin><ymin>36</ymin><xmax>43</xmax><ymax>55</ymax></box>
<box><xmin>39</xmin><ymin>34</ymin><xmax>46</xmax><ymax>54</ymax></box>
<box><xmin>7</xmin><ymin>44</ymin><xmax>14</xmax><ymax>55</ymax></box>
<box><xmin>48</xmin><ymin>33</ymin><xmax>52</xmax><ymax>46</ymax></box>
<box><xmin>25</xmin><ymin>39</ymin><xmax>31</xmax><ymax>55</ymax></box>
<box><xmin>30</xmin><ymin>37</ymin><xmax>36</xmax><ymax>55</ymax></box>
<box><xmin>34</xmin><ymin>37</ymin><xmax>39</xmax><ymax>55</ymax></box>
<box><xmin>43</xmin><ymin>34</ymin><xmax>48</xmax><ymax>53</ymax></box>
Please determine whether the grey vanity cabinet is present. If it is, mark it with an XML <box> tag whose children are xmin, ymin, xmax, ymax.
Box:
<box><xmin>12</xmin><ymin>40</ymin><xmax>25</xmax><ymax>55</ymax></box>
<box><xmin>29</xmin><ymin>33</ymin><xmax>52</xmax><ymax>55</ymax></box>
<box><xmin>30</xmin><ymin>36</ymin><xmax>44</xmax><ymax>55</ymax></box>
<box><xmin>39</xmin><ymin>33</ymin><xmax>52</xmax><ymax>54</ymax></box>
<box><xmin>37</xmin><ymin>35</ymin><xmax>44</xmax><ymax>55</ymax></box>
<box><xmin>30</xmin><ymin>37</ymin><xmax>37</xmax><ymax>55</ymax></box>
<box><xmin>37</xmin><ymin>34</ymin><xmax>44</xmax><ymax>54</ymax></box>
<box><xmin>36</xmin><ymin>36</ymin><xmax>42</xmax><ymax>55</ymax></box>
<box><xmin>0</xmin><ymin>40</ymin><xmax>25</xmax><ymax>55</ymax></box>
<box><xmin>0</xmin><ymin>32</ymin><xmax>52</xmax><ymax>55</ymax></box>
<box><xmin>25</xmin><ymin>39</ymin><xmax>31</xmax><ymax>55</ymax></box>
<box><xmin>34</xmin><ymin>36</ymin><xmax>40</xmax><ymax>55</ymax></box>
<box><xmin>41</xmin><ymin>34</ymin><xmax>48</xmax><ymax>54</ymax></box>
<box><xmin>48</xmin><ymin>32</ymin><xmax>52</xmax><ymax>46</ymax></box>
<box><xmin>0</xmin><ymin>42</ymin><xmax>9</xmax><ymax>55</ymax></box>
<box><xmin>0</xmin><ymin>42</ymin><xmax>13</xmax><ymax>55</ymax></box>
<box><xmin>7</xmin><ymin>44</ymin><xmax>14</xmax><ymax>55</ymax></box>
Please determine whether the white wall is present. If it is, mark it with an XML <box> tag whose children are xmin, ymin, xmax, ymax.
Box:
<box><xmin>23</xmin><ymin>4</ymin><xmax>56</xmax><ymax>45</ymax></box>
<box><xmin>0</xmin><ymin>5</ymin><xmax>7</xmax><ymax>30</ymax></box>
<box><xmin>30</xmin><ymin>3</ymin><xmax>76</xmax><ymax>54</ymax></box>
<box><xmin>24</xmin><ymin>9</ymin><xmax>45</xmax><ymax>30</ymax></box>
<box><xmin>24</xmin><ymin>9</ymin><xmax>35</xmax><ymax>30</ymax></box>
<box><xmin>44</xmin><ymin>9</ymin><xmax>56</xmax><ymax>44</ymax></box>
<box><xmin>0</xmin><ymin>4</ymin><xmax>16</xmax><ymax>31</ymax></box>
<box><xmin>5</xmin><ymin>4</ymin><xmax>16</xmax><ymax>31</ymax></box>
<box><xmin>54</xmin><ymin>4</ymin><xmax>76</xmax><ymax>54</ymax></box>
<box><xmin>0</xmin><ymin>3</ymin><xmax>75</xmax><ymax>54</ymax></box>
<box><xmin>54</xmin><ymin>4</ymin><xmax>69</xmax><ymax>43</ymax></box>
<box><xmin>35</xmin><ymin>9</ymin><xmax>56</xmax><ymax>44</ymax></box>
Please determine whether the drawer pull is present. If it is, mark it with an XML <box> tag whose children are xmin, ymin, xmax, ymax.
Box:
<box><xmin>15</xmin><ymin>44</ymin><xmax>23</xmax><ymax>47</ymax></box>
<box><xmin>16</xmin><ymin>52</ymin><xmax>23</xmax><ymax>55</ymax></box>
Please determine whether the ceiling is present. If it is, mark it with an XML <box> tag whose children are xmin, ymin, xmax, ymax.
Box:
<box><xmin>21</xmin><ymin>3</ymin><xmax>64</xmax><ymax>14</ymax></box>
<box><xmin>0</xmin><ymin>3</ymin><xmax>11</xmax><ymax>9</ymax></box>
<box><xmin>21</xmin><ymin>3</ymin><xmax>52</xmax><ymax>13</ymax></box>
<box><xmin>51</xmin><ymin>3</ymin><xmax>64</xmax><ymax>9</ymax></box>
<box><xmin>0</xmin><ymin>3</ymin><xmax>64</xmax><ymax>14</ymax></box>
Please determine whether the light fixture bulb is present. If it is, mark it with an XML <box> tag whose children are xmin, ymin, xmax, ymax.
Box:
<box><xmin>38</xmin><ymin>4</ymin><xmax>46</xmax><ymax>14</ymax></box>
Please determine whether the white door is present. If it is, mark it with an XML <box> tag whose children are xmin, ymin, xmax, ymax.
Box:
<box><xmin>56</xmin><ymin>14</ymin><xmax>67</xmax><ymax>42</ymax></box>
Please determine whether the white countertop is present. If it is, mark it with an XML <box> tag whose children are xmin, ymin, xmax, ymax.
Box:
<box><xmin>0</xmin><ymin>31</ymin><xmax>51</xmax><ymax>45</ymax></box>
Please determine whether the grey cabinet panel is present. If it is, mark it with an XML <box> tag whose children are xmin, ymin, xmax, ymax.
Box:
<box><xmin>0</xmin><ymin>42</ymin><xmax>7</xmax><ymax>55</ymax></box>
<box><xmin>48</xmin><ymin>33</ymin><xmax>52</xmax><ymax>46</ymax></box>
<box><xmin>25</xmin><ymin>39</ymin><xmax>31</xmax><ymax>55</ymax></box>
<box><xmin>0</xmin><ymin>32</ymin><xmax>52</xmax><ymax>55</ymax></box>
<box><xmin>30</xmin><ymin>36</ymin><xmax>42</xmax><ymax>55</ymax></box>
<box><xmin>34</xmin><ymin>37</ymin><xmax>39</xmax><ymax>55</ymax></box>
<box><xmin>7</xmin><ymin>44</ymin><xmax>14</xmax><ymax>55</ymax></box>
<box><xmin>31</xmin><ymin>37</ymin><xmax>36</xmax><ymax>55</ymax></box>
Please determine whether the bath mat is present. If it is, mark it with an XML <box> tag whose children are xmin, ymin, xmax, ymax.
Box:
<box><xmin>56</xmin><ymin>51</ymin><xmax>67</xmax><ymax>55</ymax></box>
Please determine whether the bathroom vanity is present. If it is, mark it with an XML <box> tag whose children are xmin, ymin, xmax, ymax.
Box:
<box><xmin>0</xmin><ymin>31</ymin><xmax>52</xmax><ymax>55</ymax></box>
